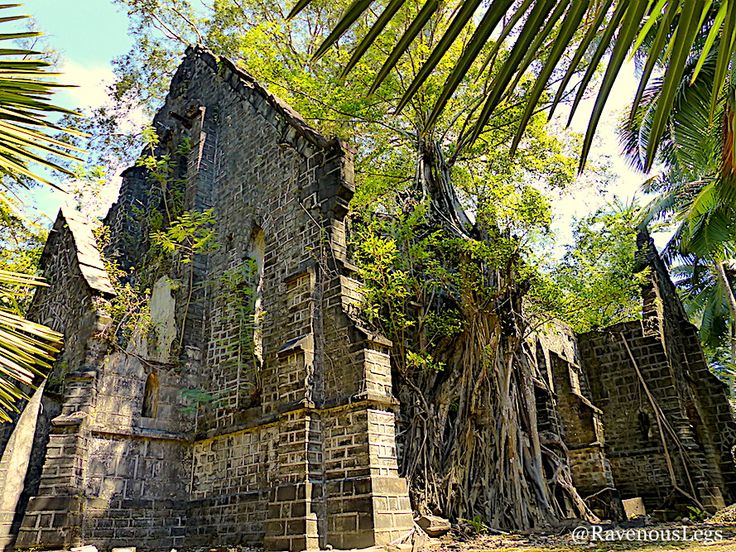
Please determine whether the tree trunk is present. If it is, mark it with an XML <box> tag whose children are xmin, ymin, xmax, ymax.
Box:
<box><xmin>393</xmin><ymin>139</ymin><xmax>595</xmax><ymax>529</ymax></box>
<box><xmin>714</xmin><ymin>261</ymin><xmax>736</xmax><ymax>322</ymax></box>
<box><xmin>416</xmin><ymin>139</ymin><xmax>475</xmax><ymax>240</ymax></box>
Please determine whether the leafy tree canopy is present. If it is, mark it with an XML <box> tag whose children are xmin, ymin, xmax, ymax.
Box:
<box><xmin>529</xmin><ymin>201</ymin><xmax>646</xmax><ymax>334</ymax></box>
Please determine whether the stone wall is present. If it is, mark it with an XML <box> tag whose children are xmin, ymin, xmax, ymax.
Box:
<box><xmin>9</xmin><ymin>207</ymin><xmax>116</xmax><ymax>549</ymax></box>
<box><xmin>7</xmin><ymin>46</ymin><xmax>412</xmax><ymax>551</ymax></box>
<box><xmin>577</xmin><ymin>233</ymin><xmax>736</xmax><ymax>514</ymax></box>
<box><xmin>535</xmin><ymin>323</ymin><xmax>617</xmax><ymax>515</ymax></box>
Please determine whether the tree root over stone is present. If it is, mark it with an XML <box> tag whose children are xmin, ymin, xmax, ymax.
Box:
<box><xmin>390</xmin><ymin>139</ymin><xmax>598</xmax><ymax>532</ymax></box>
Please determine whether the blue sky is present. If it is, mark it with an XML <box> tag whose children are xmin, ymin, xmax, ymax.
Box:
<box><xmin>23</xmin><ymin>0</ymin><xmax>133</xmax><ymax>125</ymax></box>
<box><xmin>18</xmin><ymin>1</ymin><xmax>131</xmax><ymax>221</ymax></box>
<box><xmin>24</xmin><ymin>0</ymin><xmax>131</xmax><ymax>67</ymax></box>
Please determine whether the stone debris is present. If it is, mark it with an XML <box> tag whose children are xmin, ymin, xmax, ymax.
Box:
<box><xmin>417</xmin><ymin>515</ymin><xmax>452</xmax><ymax>537</ymax></box>
<box><xmin>622</xmin><ymin>497</ymin><xmax>647</xmax><ymax>520</ymax></box>
<box><xmin>707</xmin><ymin>503</ymin><xmax>736</xmax><ymax>524</ymax></box>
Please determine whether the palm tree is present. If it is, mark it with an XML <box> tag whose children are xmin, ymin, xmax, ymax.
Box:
<box><xmin>0</xmin><ymin>4</ymin><xmax>83</xmax><ymax>422</ymax></box>
<box><xmin>618</xmin><ymin>31</ymin><xmax>736</xmax><ymax>381</ymax></box>
<box><xmin>672</xmin><ymin>259</ymin><xmax>733</xmax><ymax>350</ymax></box>
<box><xmin>288</xmin><ymin>2</ymin><xmax>736</xmax><ymax>171</ymax></box>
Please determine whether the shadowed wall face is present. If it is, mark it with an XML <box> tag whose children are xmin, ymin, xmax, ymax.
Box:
<box><xmin>576</xmin><ymin>235</ymin><xmax>736</xmax><ymax>513</ymax></box>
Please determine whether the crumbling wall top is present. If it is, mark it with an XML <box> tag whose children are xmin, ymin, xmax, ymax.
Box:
<box><xmin>175</xmin><ymin>45</ymin><xmax>340</xmax><ymax>151</ymax></box>
<box><xmin>48</xmin><ymin>205</ymin><xmax>116</xmax><ymax>297</ymax></box>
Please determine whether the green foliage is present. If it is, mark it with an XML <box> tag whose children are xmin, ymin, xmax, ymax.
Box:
<box><xmin>0</xmin><ymin>196</ymin><xmax>46</xmax><ymax>314</ymax></box>
<box><xmin>530</xmin><ymin>202</ymin><xmax>646</xmax><ymax>333</ymax></box>
<box><xmin>136</xmin><ymin>125</ymin><xmax>187</xmax><ymax>222</ymax></box>
<box><xmin>459</xmin><ymin>515</ymin><xmax>489</xmax><ymax>535</ymax></box>
<box><xmin>150</xmin><ymin>208</ymin><xmax>219</xmax><ymax>264</ymax></box>
<box><xmin>624</xmin><ymin>51</ymin><xmax>736</xmax><ymax>263</ymax></box>
<box><xmin>0</xmin><ymin>6</ymin><xmax>82</xmax><ymax>187</ymax></box>
<box><xmin>622</xmin><ymin>39</ymin><xmax>736</xmax><ymax>382</ymax></box>
<box><xmin>95</xmin><ymin>122</ymin><xmax>218</xmax><ymax>348</ymax></box>
<box><xmin>107</xmin><ymin>279</ymin><xmax>153</xmax><ymax>346</ymax></box>
<box><xmin>110</xmin><ymin>0</ymin><xmax>580</xmax><ymax>200</ymax></box>
<box><xmin>180</xmin><ymin>387</ymin><xmax>217</xmax><ymax>415</ymax></box>
<box><xmin>685</xmin><ymin>505</ymin><xmax>707</xmax><ymax>523</ymax></box>
<box><xmin>0</xmin><ymin>266</ymin><xmax>62</xmax><ymax>422</ymax></box>
<box><xmin>68</xmin><ymin>164</ymin><xmax>109</xmax><ymax>217</ymax></box>
<box><xmin>0</xmin><ymin>4</ymin><xmax>82</xmax><ymax>422</ymax></box>
<box><xmin>288</xmin><ymin>0</ymin><xmax>736</xmax><ymax>174</ymax></box>
<box><xmin>673</xmin><ymin>259</ymin><xmax>730</xmax><ymax>350</ymax></box>
<box><xmin>108</xmin><ymin>1</ymin><xmax>586</xmax><ymax>389</ymax></box>
<box><xmin>352</xmin><ymin>183</ymin><xmax>553</xmax><ymax>373</ymax></box>
<box><xmin>352</xmin><ymin>202</ymin><xmax>462</xmax><ymax>372</ymax></box>
<box><xmin>406</xmin><ymin>350</ymin><xmax>445</xmax><ymax>373</ymax></box>
<box><xmin>93</xmin><ymin>225</ymin><xmax>152</xmax><ymax>346</ymax></box>
<box><xmin>672</xmin><ymin>258</ymin><xmax>736</xmax><ymax>382</ymax></box>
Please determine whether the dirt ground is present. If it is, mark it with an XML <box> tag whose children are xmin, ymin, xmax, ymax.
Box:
<box><xmin>425</xmin><ymin>523</ymin><xmax>736</xmax><ymax>551</ymax></box>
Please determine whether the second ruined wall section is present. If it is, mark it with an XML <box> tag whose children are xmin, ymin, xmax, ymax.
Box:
<box><xmin>14</xmin><ymin>208</ymin><xmax>118</xmax><ymax>549</ymax></box>
<box><xmin>577</xmin><ymin>236</ymin><xmax>736</xmax><ymax>513</ymax></box>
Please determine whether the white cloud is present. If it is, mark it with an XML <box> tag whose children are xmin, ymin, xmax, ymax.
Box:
<box><xmin>57</xmin><ymin>61</ymin><xmax>115</xmax><ymax>110</ymax></box>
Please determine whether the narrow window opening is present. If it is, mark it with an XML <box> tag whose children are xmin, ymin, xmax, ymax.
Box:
<box><xmin>251</xmin><ymin>229</ymin><xmax>265</xmax><ymax>370</ymax></box>
<box><xmin>637</xmin><ymin>410</ymin><xmax>651</xmax><ymax>441</ymax></box>
<box><xmin>142</xmin><ymin>373</ymin><xmax>159</xmax><ymax>418</ymax></box>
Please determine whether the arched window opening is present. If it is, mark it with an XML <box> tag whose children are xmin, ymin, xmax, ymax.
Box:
<box><xmin>142</xmin><ymin>373</ymin><xmax>159</xmax><ymax>418</ymax></box>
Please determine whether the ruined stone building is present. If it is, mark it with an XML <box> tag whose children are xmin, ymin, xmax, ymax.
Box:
<box><xmin>1</xmin><ymin>46</ymin><xmax>413</xmax><ymax>551</ymax></box>
<box><xmin>535</xmin><ymin>233</ymin><xmax>736</xmax><ymax>518</ymax></box>
<box><xmin>0</xmin><ymin>46</ymin><xmax>735</xmax><ymax>551</ymax></box>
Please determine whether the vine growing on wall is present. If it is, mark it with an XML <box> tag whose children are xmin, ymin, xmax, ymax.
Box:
<box><xmin>136</xmin><ymin>126</ymin><xmax>192</xmax><ymax>224</ymax></box>
<box><xmin>96</xmin><ymin>127</ymin><xmax>218</xmax><ymax>352</ymax></box>
<box><xmin>352</xmin><ymin>202</ymin><xmax>464</xmax><ymax>375</ymax></box>
<box><xmin>94</xmin><ymin>225</ymin><xmax>153</xmax><ymax>346</ymax></box>
<box><xmin>150</xmin><ymin>209</ymin><xmax>219</xmax><ymax>263</ymax></box>
<box><xmin>219</xmin><ymin>261</ymin><xmax>264</xmax><ymax>406</ymax></box>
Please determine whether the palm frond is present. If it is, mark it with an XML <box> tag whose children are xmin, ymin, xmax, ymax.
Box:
<box><xmin>0</xmin><ymin>4</ymin><xmax>80</xmax><ymax>422</ymax></box>
<box><xmin>288</xmin><ymin>0</ymin><xmax>735</xmax><ymax>170</ymax></box>
<box><xmin>0</xmin><ymin>4</ymin><xmax>83</xmax><ymax>188</ymax></box>
<box><xmin>0</xmin><ymin>303</ymin><xmax>62</xmax><ymax>422</ymax></box>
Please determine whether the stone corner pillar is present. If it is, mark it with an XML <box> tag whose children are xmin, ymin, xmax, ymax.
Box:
<box><xmin>322</xmin><ymin>406</ymin><xmax>413</xmax><ymax>549</ymax></box>
<box><xmin>15</xmin><ymin>411</ymin><xmax>89</xmax><ymax>549</ymax></box>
